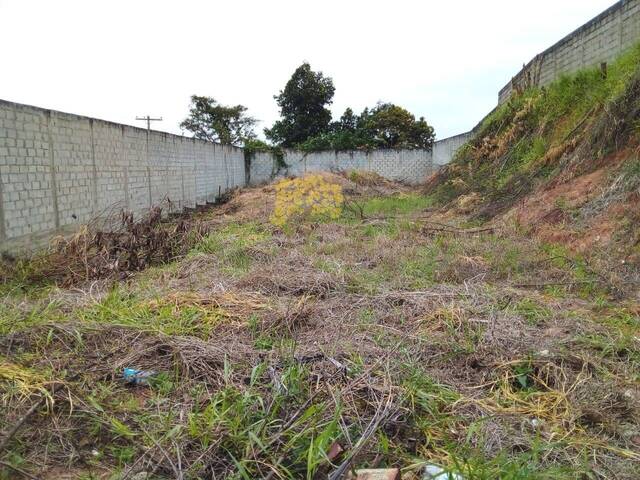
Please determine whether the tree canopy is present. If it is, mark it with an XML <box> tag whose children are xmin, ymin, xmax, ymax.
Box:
<box><xmin>264</xmin><ymin>63</ymin><xmax>335</xmax><ymax>147</ymax></box>
<box><xmin>183</xmin><ymin>66</ymin><xmax>435</xmax><ymax>153</ymax></box>
<box><xmin>298</xmin><ymin>103</ymin><xmax>435</xmax><ymax>152</ymax></box>
<box><xmin>180</xmin><ymin>95</ymin><xmax>257</xmax><ymax>146</ymax></box>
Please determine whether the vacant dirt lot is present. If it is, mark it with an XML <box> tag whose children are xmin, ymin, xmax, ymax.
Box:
<box><xmin>1</xmin><ymin>172</ymin><xmax>639</xmax><ymax>479</ymax></box>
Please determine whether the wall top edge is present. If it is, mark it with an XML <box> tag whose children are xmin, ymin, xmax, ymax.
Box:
<box><xmin>498</xmin><ymin>0</ymin><xmax>634</xmax><ymax>95</ymax></box>
<box><xmin>537</xmin><ymin>0</ymin><xmax>628</xmax><ymax>59</ymax></box>
<box><xmin>280</xmin><ymin>148</ymin><xmax>433</xmax><ymax>155</ymax></box>
<box><xmin>0</xmin><ymin>98</ymin><xmax>243</xmax><ymax>152</ymax></box>
<box><xmin>434</xmin><ymin>131</ymin><xmax>473</xmax><ymax>143</ymax></box>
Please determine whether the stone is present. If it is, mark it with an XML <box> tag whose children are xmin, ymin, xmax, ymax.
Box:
<box><xmin>354</xmin><ymin>468</ymin><xmax>400</xmax><ymax>480</ymax></box>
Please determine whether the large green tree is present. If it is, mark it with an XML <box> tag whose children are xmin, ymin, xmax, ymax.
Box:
<box><xmin>265</xmin><ymin>63</ymin><xmax>335</xmax><ymax>147</ymax></box>
<box><xmin>299</xmin><ymin>103</ymin><xmax>435</xmax><ymax>152</ymax></box>
<box><xmin>365</xmin><ymin>103</ymin><xmax>435</xmax><ymax>149</ymax></box>
<box><xmin>180</xmin><ymin>95</ymin><xmax>257</xmax><ymax>146</ymax></box>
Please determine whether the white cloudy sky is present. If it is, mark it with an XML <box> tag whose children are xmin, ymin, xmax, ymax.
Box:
<box><xmin>0</xmin><ymin>0</ymin><xmax>615</xmax><ymax>139</ymax></box>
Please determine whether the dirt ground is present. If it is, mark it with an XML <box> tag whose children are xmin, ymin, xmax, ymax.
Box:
<box><xmin>1</xmin><ymin>172</ymin><xmax>639</xmax><ymax>479</ymax></box>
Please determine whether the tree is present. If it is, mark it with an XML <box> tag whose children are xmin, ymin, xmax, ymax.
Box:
<box><xmin>265</xmin><ymin>63</ymin><xmax>335</xmax><ymax>147</ymax></box>
<box><xmin>180</xmin><ymin>95</ymin><xmax>257</xmax><ymax>146</ymax></box>
<box><xmin>337</xmin><ymin>107</ymin><xmax>357</xmax><ymax>132</ymax></box>
<box><xmin>364</xmin><ymin>103</ymin><xmax>435</xmax><ymax>149</ymax></box>
<box><xmin>411</xmin><ymin>116</ymin><xmax>436</xmax><ymax>150</ymax></box>
<box><xmin>298</xmin><ymin>103</ymin><xmax>435</xmax><ymax>152</ymax></box>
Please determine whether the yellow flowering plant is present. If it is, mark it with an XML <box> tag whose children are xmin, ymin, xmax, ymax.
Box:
<box><xmin>270</xmin><ymin>174</ymin><xmax>344</xmax><ymax>227</ymax></box>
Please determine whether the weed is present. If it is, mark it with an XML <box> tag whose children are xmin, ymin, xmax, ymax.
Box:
<box><xmin>192</xmin><ymin>222</ymin><xmax>273</xmax><ymax>275</ymax></box>
<box><xmin>358</xmin><ymin>308</ymin><xmax>376</xmax><ymax>324</ymax></box>
<box><xmin>428</xmin><ymin>41</ymin><xmax>640</xmax><ymax>218</ymax></box>
<box><xmin>357</xmin><ymin>194</ymin><xmax>434</xmax><ymax>217</ymax></box>
<box><xmin>512</xmin><ymin>298</ymin><xmax>551</xmax><ymax>325</ymax></box>
<box><xmin>78</xmin><ymin>286</ymin><xmax>225</xmax><ymax>337</ymax></box>
<box><xmin>346</xmin><ymin>266</ymin><xmax>392</xmax><ymax>295</ymax></box>
<box><xmin>4</xmin><ymin>160</ymin><xmax>640</xmax><ymax>477</ymax></box>
<box><xmin>0</xmin><ymin>295</ymin><xmax>64</xmax><ymax>335</ymax></box>
<box><xmin>578</xmin><ymin>308</ymin><xmax>640</xmax><ymax>367</ymax></box>
<box><xmin>401</xmin><ymin>252</ymin><xmax>437</xmax><ymax>288</ymax></box>
<box><xmin>109</xmin><ymin>444</ymin><xmax>136</xmax><ymax>466</ymax></box>
<box><xmin>402</xmin><ymin>366</ymin><xmax>460</xmax><ymax>451</ymax></box>
<box><xmin>271</xmin><ymin>174</ymin><xmax>344</xmax><ymax>226</ymax></box>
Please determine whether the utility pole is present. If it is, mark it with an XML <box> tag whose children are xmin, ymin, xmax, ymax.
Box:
<box><xmin>136</xmin><ymin>115</ymin><xmax>163</xmax><ymax>132</ymax></box>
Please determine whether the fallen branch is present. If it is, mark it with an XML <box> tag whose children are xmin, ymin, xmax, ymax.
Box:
<box><xmin>512</xmin><ymin>280</ymin><xmax>598</xmax><ymax>288</ymax></box>
<box><xmin>327</xmin><ymin>392</ymin><xmax>396</xmax><ymax>480</ymax></box>
<box><xmin>418</xmin><ymin>220</ymin><xmax>496</xmax><ymax>236</ymax></box>
<box><xmin>422</xmin><ymin>225</ymin><xmax>496</xmax><ymax>235</ymax></box>
<box><xmin>0</xmin><ymin>395</ymin><xmax>48</xmax><ymax>453</ymax></box>
<box><xmin>0</xmin><ymin>378</ymin><xmax>72</xmax><ymax>454</ymax></box>
<box><xmin>0</xmin><ymin>460</ymin><xmax>40</xmax><ymax>480</ymax></box>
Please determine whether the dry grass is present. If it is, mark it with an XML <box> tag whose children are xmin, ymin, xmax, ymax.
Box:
<box><xmin>12</xmin><ymin>202</ymin><xmax>209</xmax><ymax>288</ymax></box>
<box><xmin>1</xmin><ymin>177</ymin><xmax>639</xmax><ymax>479</ymax></box>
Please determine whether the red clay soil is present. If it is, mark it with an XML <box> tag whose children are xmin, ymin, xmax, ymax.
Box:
<box><xmin>506</xmin><ymin>149</ymin><xmax>634</xmax><ymax>254</ymax></box>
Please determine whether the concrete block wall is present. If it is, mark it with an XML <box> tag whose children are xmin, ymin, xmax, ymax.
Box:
<box><xmin>246</xmin><ymin>151</ymin><xmax>277</xmax><ymax>185</ymax></box>
<box><xmin>0</xmin><ymin>98</ymin><xmax>443</xmax><ymax>253</ymax></box>
<box><xmin>499</xmin><ymin>0</ymin><xmax>640</xmax><ymax>103</ymax></box>
<box><xmin>0</xmin><ymin>99</ymin><xmax>244</xmax><ymax>252</ymax></box>
<box><xmin>248</xmin><ymin>148</ymin><xmax>435</xmax><ymax>186</ymax></box>
<box><xmin>432</xmin><ymin>132</ymin><xmax>474</xmax><ymax>166</ymax></box>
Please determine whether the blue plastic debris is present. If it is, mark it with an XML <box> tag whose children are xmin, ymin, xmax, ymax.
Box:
<box><xmin>123</xmin><ymin>368</ymin><xmax>156</xmax><ymax>386</ymax></box>
<box><xmin>422</xmin><ymin>464</ymin><xmax>463</xmax><ymax>480</ymax></box>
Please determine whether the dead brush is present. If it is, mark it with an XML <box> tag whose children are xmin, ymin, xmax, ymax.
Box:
<box><xmin>419</xmin><ymin>305</ymin><xmax>469</xmax><ymax>334</ymax></box>
<box><xmin>0</xmin><ymin>255</ymin><xmax>17</xmax><ymax>284</ymax></box>
<box><xmin>262</xmin><ymin>295</ymin><xmax>317</xmax><ymax>334</ymax></box>
<box><xmin>435</xmin><ymin>255</ymin><xmax>490</xmax><ymax>284</ymax></box>
<box><xmin>237</xmin><ymin>256</ymin><xmax>344</xmax><ymax>298</ymax></box>
<box><xmin>537</xmin><ymin>137</ymin><xmax>578</xmax><ymax>169</ymax></box>
<box><xmin>74</xmin><ymin>325</ymin><xmax>256</xmax><ymax>386</ymax></box>
<box><xmin>417</xmin><ymin>305</ymin><xmax>482</xmax><ymax>352</ymax></box>
<box><xmin>0</xmin><ymin>361</ymin><xmax>55</xmax><ymax>402</ymax></box>
<box><xmin>468</xmin><ymin>360</ymin><xmax>575</xmax><ymax>422</ymax></box>
<box><xmin>472</xmin><ymin>98</ymin><xmax>535</xmax><ymax>163</ymax></box>
<box><xmin>464</xmin><ymin>357</ymin><xmax>640</xmax><ymax>462</ymax></box>
<box><xmin>344</xmin><ymin>170</ymin><xmax>389</xmax><ymax>187</ymax></box>
<box><xmin>23</xmin><ymin>203</ymin><xmax>209</xmax><ymax>287</ymax></box>
<box><xmin>146</xmin><ymin>290</ymin><xmax>271</xmax><ymax>323</ymax></box>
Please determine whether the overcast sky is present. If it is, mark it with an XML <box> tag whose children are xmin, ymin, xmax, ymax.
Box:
<box><xmin>0</xmin><ymin>0</ymin><xmax>615</xmax><ymax>140</ymax></box>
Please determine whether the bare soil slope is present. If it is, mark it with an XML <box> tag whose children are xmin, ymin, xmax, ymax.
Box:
<box><xmin>427</xmin><ymin>45</ymin><xmax>640</xmax><ymax>276</ymax></box>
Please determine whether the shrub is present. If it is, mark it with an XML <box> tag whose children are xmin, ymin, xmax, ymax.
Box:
<box><xmin>270</xmin><ymin>175</ymin><xmax>344</xmax><ymax>226</ymax></box>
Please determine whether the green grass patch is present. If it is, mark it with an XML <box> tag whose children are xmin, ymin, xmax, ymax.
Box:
<box><xmin>78</xmin><ymin>286</ymin><xmax>226</xmax><ymax>337</ymax></box>
<box><xmin>346</xmin><ymin>266</ymin><xmax>393</xmax><ymax>295</ymax></box>
<box><xmin>512</xmin><ymin>298</ymin><xmax>552</xmax><ymax>325</ymax></box>
<box><xmin>192</xmin><ymin>221</ymin><xmax>274</xmax><ymax>275</ymax></box>
<box><xmin>400</xmin><ymin>250</ymin><xmax>438</xmax><ymax>288</ymax></box>
<box><xmin>0</xmin><ymin>285</ymin><xmax>64</xmax><ymax>335</ymax></box>
<box><xmin>356</xmin><ymin>194</ymin><xmax>434</xmax><ymax>217</ymax></box>
<box><xmin>578</xmin><ymin>307</ymin><xmax>640</xmax><ymax>369</ymax></box>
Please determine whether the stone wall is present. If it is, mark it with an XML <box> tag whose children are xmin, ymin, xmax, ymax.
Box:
<box><xmin>499</xmin><ymin>0</ymin><xmax>640</xmax><ymax>104</ymax></box>
<box><xmin>247</xmin><ymin>148</ymin><xmax>434</xmax><ymax>186</ymax></box>
<box><xmin>0</xmin><ymin>99</ymin><xmax>244</xmax><ymax>252</ymax></box>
